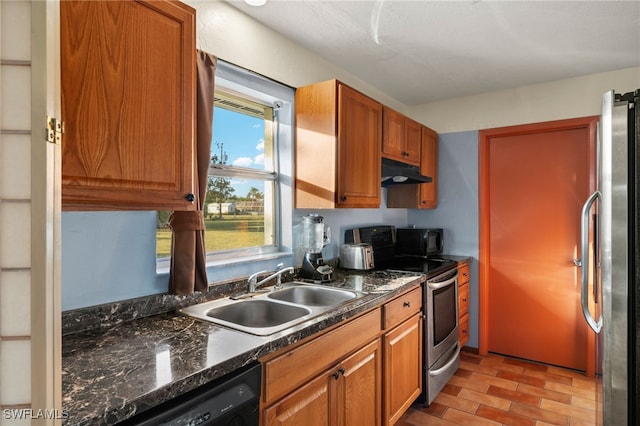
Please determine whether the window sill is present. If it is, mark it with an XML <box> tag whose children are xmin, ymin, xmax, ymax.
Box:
<box><xmin>156</xmin><ymin>250</ymin><xmax>293</xmax><ymax>276</ymax></box>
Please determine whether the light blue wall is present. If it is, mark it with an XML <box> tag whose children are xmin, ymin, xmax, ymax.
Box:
<box><xmin>407</xmin><ymin>131</ymin><xmax>479</xmax><ymax>348</ymax></box>
<box><xmin>61</xmin><ymin>192</ymin><xmax>410</xmax><ymax>311</ymax></box>
<box><xmin>62</xmin><ymin>211</ymin><xmax>164</xmax><ymax>310</ymax></box>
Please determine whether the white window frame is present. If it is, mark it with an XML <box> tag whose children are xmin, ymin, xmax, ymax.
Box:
<box><xmin>157</xmin><ymin>60</ymin><xmax>294</xmax><ymax>271</ymax></box>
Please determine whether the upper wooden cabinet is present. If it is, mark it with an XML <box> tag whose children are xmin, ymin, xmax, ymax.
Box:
<box><xmin>418</xmin><ymin>126</ymin><xmax>439</xmax><ymax>208</ymax></box>
<box><xmin>61</xmin><ymin>0</ymin><xmax>196</xmax><ymax>211</ymax></box>
<box><xmin>295</xmin><ymin>80</ymin><xmax>382</xmax><ymax>208</ymax></box>
<box><xmin>387</xmin><ymin>125</ymin><xmax>439</xmax><ymax>209</ymax></box>
<box><xmin>382</xmin><ymin>107</ymin><xmax>421</xmax><ymax>166</ymax></box>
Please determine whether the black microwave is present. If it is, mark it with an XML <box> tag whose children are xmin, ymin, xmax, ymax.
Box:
<box><xmin>395</xmin><ymin>228</ymin><xmax>444</xmax><ymax>257</ymax></box>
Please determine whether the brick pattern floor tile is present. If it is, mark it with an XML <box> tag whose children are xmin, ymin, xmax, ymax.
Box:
<box><xmin>398</xmin><ymin>352</ymin><xmax>596</xmax><ymax>425</ymax></box>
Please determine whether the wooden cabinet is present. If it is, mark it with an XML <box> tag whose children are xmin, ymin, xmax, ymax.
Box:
<box><xmin>295</xmin><ymin>80</ymin><xmax>382</xmax><ymax>208</ymax></box>
<box><xmin>262</xmin><ymin>309</ymin><xmax>381</xmax><ymax>426</ymax></box>
<box><xmin>386</xmin><ymin>125</ymin><xmax>439</xmax><ymax>209</ymax></box>
<box><xmin>382</xmin><ymin>287</ymin><xmax>422</xmax><ymax>425</ymax></box>
<box><xmin>458</xmin><ymin>262</ymin><xmax>471</xmax><ymax>347</ymax></box>
<box><xmin>60</xmin><ymin>0</ymin><xmax>196</xmax><ymax>211</ymax></box>
<box><xmin>261</xmin><ymin>284</ymin><xmax>424</xmax><ymax>425</ymax></box>
<box><xmin>264</xmin><ymin>340</ymin><xmax>381</xmax><ymax>426</ymax></box>
<box><xmin>418</xmin><ymin>126</ymin><xmax>438</xmax><ymax>208</ymax></box>
<box><xmin>382</xmin><ymin>107</ymin><xmax>421</xmax><ymax>166</ymax></box>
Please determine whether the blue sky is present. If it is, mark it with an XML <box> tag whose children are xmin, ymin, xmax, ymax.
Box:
<box><xmin>212</xmin><ymin>107</ymin><xmax>266</xmax><ymax>198</ymax></box>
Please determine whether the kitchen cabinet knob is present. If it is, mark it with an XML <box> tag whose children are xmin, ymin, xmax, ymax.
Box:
<box><xmin>185</xmin><ymin>193</ymin><xmax>195</xmax><ymax>202</ymax></box>
<box><xmin>332</xmin><ymin>368</ymin><xmax>345</xmax><ymax>379</ymax></box>
<box><xmin>462</xmin><ymin>298</ymin><xmax>467</xmax><ymax>302</ymax></box>
<box><xmin>340</xmin><ymin>196</ymin><xmax>347</xmax><ymax>202</ymax></box>
<box><xmin>403</xmin><ymin>301</ymin><xmax>411</xmax><ymax>308</ymax></box>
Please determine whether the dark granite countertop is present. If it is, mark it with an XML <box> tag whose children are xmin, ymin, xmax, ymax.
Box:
<box><xmin>62</xmin><ymin>269</ymin><xmax>427</xmax><ymax>426</ymax></box>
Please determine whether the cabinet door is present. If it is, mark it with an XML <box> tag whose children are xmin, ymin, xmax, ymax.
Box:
<box><xmin>383</xmin><ymin>313</ymin><xmax>422</xmax><ymax>426</ymax></box>
<box><xmin>339</xmin><ymin>340</ymin><xmax>382</xmax><ymax>426</ymax></box>
<box><xmin>382</xmin><ymin>107</ymin><xmax>404</xmax><ymax>160</ymax></box>
<box><xmin>418</xmin><ymin>126</ymin><xmax>438</xmax><ymax>208</ymax></box>
<box><xmin>336</xmin><ymin>84</ymin><xmax>382</xmax><ymax>208</ymax></box>
<box><xmin>404</xmin><ymin>118</ymin><xmax>422</xmax><ymax>166</ymax></box>
<box><xmin>263</xmin><ymin>373</ymin><xmax>331</xmax><ymax>426</ymax></box>
<box><xmin>459</xmin><ymin>312</ymin><xmax>470</xmax><ymax>347</ymax></box>
<box><xmin>61</xmin><ymin>0</ymin><xmax>196</xmax><ymax>211</ymax></box>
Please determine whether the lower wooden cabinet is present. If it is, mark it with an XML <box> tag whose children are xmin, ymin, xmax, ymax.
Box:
<box><xmin>458</xmin><ymin>261</ymin><xmax>471</xmax><ymax>347</ymax></box>
<box><xmin>264</xmin><ymin>372</ymin><xmax>331</xmax><ymax>425</ymax></box>
<box><xmin>383</xmin><ymin>313</ymin><xmax>422</xmax><ymax>425</ymax></box>
<box><xmin>264</xmin><ymin>340</ymin><xmax>381</xmax><ymax>426</ymax></box>
<box><xmin>261</xmin><ymin>285</ymin><xmax>423</xmax><ymax>426</ymax></box>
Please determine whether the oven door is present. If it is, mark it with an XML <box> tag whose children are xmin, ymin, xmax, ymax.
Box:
<box><xmin>424</xmin><ymin>267</ymin><xmax>460</xmax><ymax>404</ymax></box>
<box><xmin>426</xmin><ymin>268</ymin><xmax>459</xmax><ymax>365</ymax></box>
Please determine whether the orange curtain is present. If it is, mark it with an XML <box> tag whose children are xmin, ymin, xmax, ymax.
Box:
<box><xmin>168</xmin><ymin>50</ymin><xmax>217</xmax><ymax>294</ymax></box>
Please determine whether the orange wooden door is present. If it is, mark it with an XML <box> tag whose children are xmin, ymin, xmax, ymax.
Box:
<box><xmin>480</xmin><ymin>117</ymin><xmax>597</xmax><ymax>372</ymax></box>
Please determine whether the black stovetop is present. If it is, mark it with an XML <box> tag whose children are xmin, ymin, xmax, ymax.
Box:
<box><xmin>377</xmin><ymin>255</ymin><xmax>457</xmax><ymax>277</ymax></box>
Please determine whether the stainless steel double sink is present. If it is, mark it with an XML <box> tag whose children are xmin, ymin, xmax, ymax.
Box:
<box><xmin>180</xmin><ymin>282</ymin><xmax>364</xmax><ymax>336</ymax></box>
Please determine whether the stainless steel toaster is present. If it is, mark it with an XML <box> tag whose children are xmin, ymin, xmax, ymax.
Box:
<box><xmin>339</xmin><ymin>243</ymin><xmax>375</xmax><ymax>270</ymax></box>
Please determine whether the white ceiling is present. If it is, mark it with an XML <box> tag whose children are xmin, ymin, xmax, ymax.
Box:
<box><xmin>226</xmin><ymin>0</ymin><xmax>640</xmax><ymax>105</ymax></box>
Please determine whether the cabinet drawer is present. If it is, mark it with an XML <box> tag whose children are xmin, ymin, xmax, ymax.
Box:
<box><xmin>263</xmin><ymin>308</ymin><xmax>381</xmax><ymax>405</ymax></box>
<box><xmin>458</xmin><ymin>263</ymin><xmax>470</xmax><ymax>285</ymax></box>
<box><xmin>382</xmin><ymin>287</ymin><xmax>421</xmax><ymax>330</ymax></box>
<box><xmin>458</xmin><ymin>283</ymin><xmax>469</xmax><ymax>317</ymax></box>
<box><xmin>459</xmin><ymin>312</ymin><xmax>469</xmax><ymax>347</ymax></box>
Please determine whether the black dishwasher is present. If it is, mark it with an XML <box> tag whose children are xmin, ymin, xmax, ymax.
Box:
<box><xmin>117</xmin><ymin>362</ymin><xmax>261</xmax><ymax>426</ymax></box>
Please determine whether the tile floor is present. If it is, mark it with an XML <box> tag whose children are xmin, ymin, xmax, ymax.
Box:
<box><xmin>398</xmin><ymin>351</ymin><xmax>597</xmax><ymax>426</ymax></box>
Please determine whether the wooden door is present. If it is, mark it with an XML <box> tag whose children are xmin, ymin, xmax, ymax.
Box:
<box><xmin>336</xmin><ymin>84</ymin><xmax>382</xmax><ymax>208</ymax></box>
<box><xmin>340</xmin><ymin>340</ymin><xmax>381</xmax><ymax>426</ymax></box>
<box><xmin>404</xmin><ymin>118</ymin><xmax>422</xmax><ymax>165</ymax></box>
<box><xmin>263</xmin><ymin>372</ymin><xmax>331</xmax><ymax>426</ymax></box>
<box><xmin>479</xmin><ymin>117</ymin><xmax>597</xmax><ymax>373</ymax></box>
<box><xmin>382</xmin><ymin>107</ymin><xmax>405</xmax><ymax>161</ymax></box>
<box><xmin>60</xmin><ymin>0</ymin><xmax>196</xmax><ymax>211</ymax></box>
<box><xmin>419</xmin><ymin>126</ymin><xmax>438</xmax><ymax>208</ymax></box>
<box><xmin>383</xmin><ymin>314</ymin><xmax>422</xmax><ymax>425</ymax></box>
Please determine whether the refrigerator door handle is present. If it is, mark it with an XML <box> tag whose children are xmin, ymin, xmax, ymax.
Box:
<box><xmin>580</xmin><ymin>190</ymin><xmax>602</xmax><ymax>334</ymax></box>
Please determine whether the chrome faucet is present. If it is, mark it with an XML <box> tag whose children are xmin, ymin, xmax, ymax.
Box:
<box><xmin>247</xmin><ymin>263</ymin><xmax>295</xmax><ymax>293</ymax></box>
<box><xmin>247</xmin><ymin>270</ymin><xmax>269</xmax><ymax>293</ymax></box>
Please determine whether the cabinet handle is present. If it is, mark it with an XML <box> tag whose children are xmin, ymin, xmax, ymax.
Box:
<box><xmin>462</xmin><ymin>298</ymin><xmax>467</xmax><ymax>302</ymax></box>
<box><xmin>403</xmin><ymin>301</ymin><xmax>411</xmax><ymax>308</ymax></box>
<box><xmin>185</xmin><ymin>193</ymin><xmax>195</xmax><ymax>202</ymax></box>
<box><xmin>332</xmin><ymin>368</ymin><xmax>345</xmax><ymax>380</ymax></box>
<box><xmin>340</xmin><ymin>196</ymin><xmax>347</xmax><ymax>202</ymax></box>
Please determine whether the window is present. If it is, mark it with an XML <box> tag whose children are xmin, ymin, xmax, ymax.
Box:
<box><xmin>157</xmin><ymin>60</ymin><xmax>294</xmax><ymax>264</ymax></box>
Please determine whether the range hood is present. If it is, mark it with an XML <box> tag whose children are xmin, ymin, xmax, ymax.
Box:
<box><xmin>381</xmin><ymin>157</ymin><xmax>432</xmax><ymax>186</ymax></box>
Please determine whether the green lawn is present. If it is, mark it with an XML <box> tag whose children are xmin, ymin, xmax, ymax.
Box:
<box><xmin>156</xmin><ymin>214</ymin><xmax>266</xmax><ymax>258</ymax></box>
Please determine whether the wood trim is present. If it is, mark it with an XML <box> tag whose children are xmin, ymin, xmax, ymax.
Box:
<box><xmin>31</xmin><ymin>1</ymin><xmax>63</xmax><ymax>423</ymax></box>
<box><xmin>478</xmin><ymin>116</ymin><xmax>599</xmax><ymax>372</ymax></box>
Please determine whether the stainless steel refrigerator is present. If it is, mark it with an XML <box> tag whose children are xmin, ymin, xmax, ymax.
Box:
<box><xmin>581</xmin><ymin>89</ymin><xmax>639</xmax><ymax>425</ymax></box>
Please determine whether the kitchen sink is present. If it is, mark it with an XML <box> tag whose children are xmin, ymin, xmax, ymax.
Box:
<box><xmin>206</xmin><ymin>300</ymin><xmax>310</xmax><ymax>328</ymax></box>
<box><xmin>268</xmin><ymin>284</ymin><xmax>357</xmax><ymax>306</ymax></box>
<box><xmin>180</xmin><ymin>283</ymin><xmax>364</xmax><ymax>336</ymax></box>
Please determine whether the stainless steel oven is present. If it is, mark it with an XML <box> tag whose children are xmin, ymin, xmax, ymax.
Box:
<box><xmin>424</xmin><ymin>267</ymin><xmax>460</xmax><ymax>405</ymax></box>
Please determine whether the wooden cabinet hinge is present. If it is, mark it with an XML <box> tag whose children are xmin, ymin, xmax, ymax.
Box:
<box><xmin>46</xmin><ymin>116</ymin><xmax>64</xmax><ymax>144</ymax></box>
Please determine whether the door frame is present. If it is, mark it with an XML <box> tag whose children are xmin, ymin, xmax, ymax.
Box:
<box><xmin>478</xmin><ymin>116</ymin><xmax>599</xmax><ymax>376</ymax></box>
